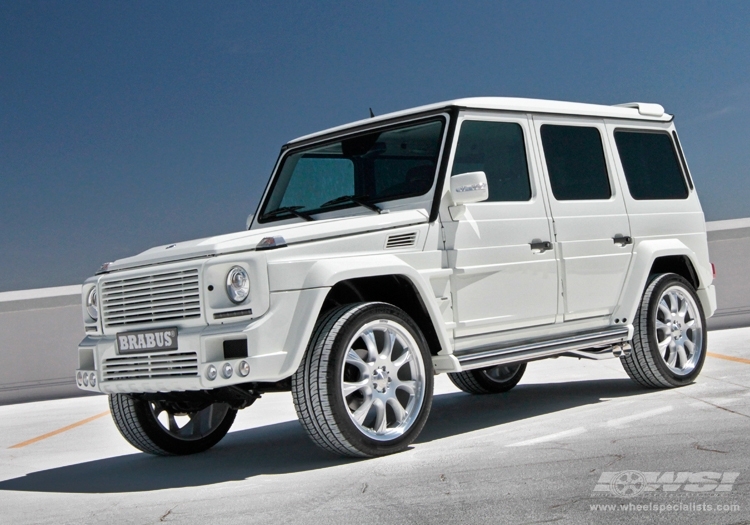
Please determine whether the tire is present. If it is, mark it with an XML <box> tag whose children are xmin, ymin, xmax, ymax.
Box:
<box><xmin>292</xmin><ymin>302</ymin><xmax>434</xmax><ymax>457</ymax></box>
<box><xmin>621</xmin><ymin>273</ymin><xmax>707</xmax><ymax>388</ymax></box>
<box><xmin>109</xmin><ymin>394</ymin><xmax>237</xmax><ymax>456</ymax></box>
<box><xmin>448</xmin><ymin>363</ymin><xmax>526</xmax><ymax>394</ymax></box>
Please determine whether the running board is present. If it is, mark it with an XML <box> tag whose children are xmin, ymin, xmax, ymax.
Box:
<box><xmin>455</xmin><ymin>327</ymin><xmax>630</xmax><ymax>371</ymax></box>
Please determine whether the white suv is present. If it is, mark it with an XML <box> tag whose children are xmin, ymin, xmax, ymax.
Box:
<box><xmin>77</xmin><ymin>97</ymin><xmax>716</xmax><ymax>457</ymax></box>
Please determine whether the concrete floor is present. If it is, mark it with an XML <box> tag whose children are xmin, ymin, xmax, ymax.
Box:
<box><xmin>1</xmin><ymin>328</ymin><xmax>749</xmax><ymax>525</ymax></box>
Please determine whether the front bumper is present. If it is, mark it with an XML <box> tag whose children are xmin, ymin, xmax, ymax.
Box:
<box><xmin>76</xmin><ymin>288</ymin><xmax>328</xmax><ymax>395</ymax></box>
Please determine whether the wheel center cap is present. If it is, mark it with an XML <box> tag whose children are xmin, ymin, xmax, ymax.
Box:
<box><xmin>372</xmin><ymin>367</ymin><xmax>391</xmax><ymax>393</ymax></box>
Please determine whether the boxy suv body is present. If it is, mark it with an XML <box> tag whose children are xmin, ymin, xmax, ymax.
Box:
<box><xmin>77</xmin><ymin>97</ymin><xmax>716</xmax><ymax>457</ymax></box>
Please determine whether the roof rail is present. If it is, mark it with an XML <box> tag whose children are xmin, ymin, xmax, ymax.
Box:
<box><xmin>614</xmin><ymin>102</ymin><xmax>665</xmax><ymax>117</ymax></box>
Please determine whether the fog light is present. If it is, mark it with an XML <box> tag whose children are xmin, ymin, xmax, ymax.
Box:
<box><xmin>221</xmin><ymin>362</ymin><xmax>233</xmax><ymax>379</ymax></box>
<box><xmin>238</xmin><ymin>360</ymin><xmax>250</xmax><ymax>377</ymax></box>
<box><xmin>77</xmin><ymin>371</ymin><xmax>83</xmax><ymax>386</ymax></box>
<box><xmin>89</xmin><ymin>372</ymin><xmax>96</xmax><ymax>387</ymax></box>
<box><xmin>83</xmin><ymin>373</ymin><xmax>89</xmax><ymax>387</ymax></box>
<box><xmin>206</xmin><ymin>365</ymin><xmax>217</xmax><ymax>381</ymax></box>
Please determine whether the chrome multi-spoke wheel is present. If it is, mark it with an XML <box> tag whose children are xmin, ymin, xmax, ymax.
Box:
<box><xmin>341</xmin><ymin>320</ymin><xmax>426</xmax><ymax>441</ymax></box>
<box><xmin>654</xmin><ymin>285</ymin><xmax>703</xmax><ymax>375</ymax></box>
<box><xmin>292</xmin><ymin>302</ymin><xmax>434</xmax><ymax>457</ymax></box>
<box><xmin>449</xmin><ymin>363</ymin><xmax>526</xmax><ymax>394</ymax></box>
<box><xmin>621</xmin><ymin>273</ymin><xmax>707</xmax><ymax>388</ymax></box>
<box><xmin>109</xmin><ymin>394</ymin><xmax>237</xmax><ymax>455</ymax></box>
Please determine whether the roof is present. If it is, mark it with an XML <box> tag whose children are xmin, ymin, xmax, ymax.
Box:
<box><xmin>288</xmin><ymin>97</ymin><xmax>672</xmax><ymax>144</ymax></box>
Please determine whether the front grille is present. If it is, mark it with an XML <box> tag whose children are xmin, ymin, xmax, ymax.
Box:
<box><xmin>102</xmin><ymin>351</ymin><xmax>198</xmax><ymax>382</ymax></box>
<box><xmin>101</xmin><ymin>269</ymin><xmax>201</xmax><ymax>328</ymax></box>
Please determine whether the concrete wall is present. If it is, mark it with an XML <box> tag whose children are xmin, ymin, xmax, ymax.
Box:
<box><xmin>706</xmin><ymin>218</ymin><xmax>750</xmax><ymax>330</ymax></box>
<box><xmin>1</xmin><ymin>219</ymin><xmax>748</xmax><ymax>405</ymax></box>
<box><xmin>0</xmin><ymin>286</ymin><xmax>92</xmax><ymax>405</ymax></box>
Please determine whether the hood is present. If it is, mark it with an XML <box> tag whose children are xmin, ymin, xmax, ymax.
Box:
<box><xmin>102</xmin><ymin>209</ymin><xmax>430</xmax><ymax>273</ymax></box>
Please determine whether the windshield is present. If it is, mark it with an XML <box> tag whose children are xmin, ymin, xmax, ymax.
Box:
<box><xmin>259</xmin><ymin>117</ymin><xmax>446</xmax><ymax>222</ymax></box>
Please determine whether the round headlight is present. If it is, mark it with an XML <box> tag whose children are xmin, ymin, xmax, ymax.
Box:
<box><xmin>86</xmin><ymin>288</ymin><xmax>99</xmax><ymax>321</ymax></box>
<box><xmin>226</xmin><ymin>266</ymin><xmax>250</xmax><ymax>304</ymax></box>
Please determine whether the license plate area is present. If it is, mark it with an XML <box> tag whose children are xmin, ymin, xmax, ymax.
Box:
<box><xmin>116</xmin><ymin>328</ymin><xmax>178</xmax><ymax>354</ymax></box>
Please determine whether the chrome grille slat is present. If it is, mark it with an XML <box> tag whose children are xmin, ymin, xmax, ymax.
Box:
<box><xmin>103</xmin><ymin>287</ymin><xmax>200</xmax><ymax>303</ymax></box>
<box><xmin>103</xmin><ymin>271</ymin><xmax>198</xmax><ymax>287</ymax></box>
<box><xmin>104</xmin><ymin>298</ymin><xmax>200</xmax><ymax>315</ymax></box>
<box><xmin>103</xmin><ymin>282</ymin><xmax>199</xmax><ymax>299</ymax></box>
<box><xmin>102</xmin><ymin>269</ymin><xmax>202</xmax><ymax>328</ymax></box>
<box><xmin>102</xmin><ymin>351</ymin><xmax>199</xmax><ymax>381</ymax></box>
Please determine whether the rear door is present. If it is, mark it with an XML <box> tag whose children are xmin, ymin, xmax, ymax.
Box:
<box><xmin>531</xmin><ymin>116</ymin><xmax>634</xmax><ymax>322</ymax></box>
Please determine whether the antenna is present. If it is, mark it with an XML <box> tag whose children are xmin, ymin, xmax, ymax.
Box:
<box><xmin>369</xmin><ymin>108</ymin><xmax>375</xmax><ymax>118</ymax></box>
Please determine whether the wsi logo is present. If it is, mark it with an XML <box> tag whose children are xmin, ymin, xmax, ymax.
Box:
<box><xmin>594</xmin><ymin>471</ymin><xmax>740</xmax><ymax>498</ymax></box>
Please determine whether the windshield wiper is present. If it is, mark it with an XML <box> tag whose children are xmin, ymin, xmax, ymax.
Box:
<box><xmin>320</xmin><ymin>195</ymin><xmax>383</xmax><ymax>214</ymax></box>
<box><xmin>261</xmin><ymin>206</ymin><xmax>314</xmax><ymax>221</ymax></box>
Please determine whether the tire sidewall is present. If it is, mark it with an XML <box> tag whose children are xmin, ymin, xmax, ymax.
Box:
<box><xmin>129</xmin><ymin>396</ymin><xmax>237</xmax><ymax>455</ymax></box>
<box><xmin>325</xmin><ymin>304</ymin><xmax>434</xmax><ymax>456</ymax></box>
<box><xmin>644</xmin><ymin>275</ymin><xmax>707</xmax><ymax>386</ymax></box>
<box><xmin>475</xmin><ymin>363</ymin><xmax>527</xmax><ymax>393</ymax></box>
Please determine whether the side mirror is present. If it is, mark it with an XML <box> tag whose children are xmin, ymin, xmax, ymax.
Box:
<box><xmin>246</xmin><ymin>214</ymin><xmax>254</xmax><ymax>230</ymax></box>
<box><xmin>450</xmin><ymin>171</ymin><xmax>489</xmax><ymax>205</ymax></box>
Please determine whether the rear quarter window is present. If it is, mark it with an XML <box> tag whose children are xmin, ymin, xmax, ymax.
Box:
<box><xmin>614</xmin><ymin>130</ymin><xmax>689</xmax><ymax>200</ymax></box>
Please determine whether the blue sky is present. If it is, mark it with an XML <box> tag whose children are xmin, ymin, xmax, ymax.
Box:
<box><xmin>2</xmin><ymin>1</ymin><xmax>749</xmax><ymax>291</ymax></box>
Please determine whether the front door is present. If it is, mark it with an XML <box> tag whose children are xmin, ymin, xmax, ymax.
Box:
<box><xmin>443</xmin><ymin>112</ymin><xmax>558</xmax><ymax>338</ymax></box>
<box><xmin>531</xmin><ymin>115</ymin><xmax>634</xmax><ymax>321</ymax></box>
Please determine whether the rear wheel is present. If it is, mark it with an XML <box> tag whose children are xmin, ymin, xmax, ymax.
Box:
<box><xmin>449</xmin><ymin>363</ymin><xmax>526</xmax><ymax>394</ymax></box>
<box><xmin>292</xmin><ymin>302</ymin><xmax>433</xmax><ymax>457</ymax></box>
<box><xmin>621</xmin><ymin>273</ymin><xmax>706</xmax><ymax>388</ymax></box>
<box><xmin>109</xmin><ymin>394</ymin><xmax>237</xmax><ymax>455</ymax></box>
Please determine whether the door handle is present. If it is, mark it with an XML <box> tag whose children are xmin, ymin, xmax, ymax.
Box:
<box><xmin>613</xmin><ymin>235</ymin><xmax>633</xmax><ymax>246</ymax></box>
<box><xmin>530</xmin><ymin>240</ymin><xmax>553</xmax><ymax>252</ymax></box>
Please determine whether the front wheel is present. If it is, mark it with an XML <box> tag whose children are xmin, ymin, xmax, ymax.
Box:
<box><xmin>109</xmin><ymin>394</ymin><xmax>237</xmax><ymax>455</ymax></box>
<box><xmin>621</xmin><ymin>273</ymin><xmax>707</xmax><ymax>388</ymax></box>
<box><xmin>292</xmin><ymin>302</ymin><xmax>434</xmax><ymax>457</ymax></box>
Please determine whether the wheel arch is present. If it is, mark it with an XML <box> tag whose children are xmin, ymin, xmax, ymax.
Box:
<box><xmin>648</xmin><ymin>255</ymin><xmax>699</xmax><ymax>289</ymax></box>
<box><xmin>321</xmin><ymin>275</ymin><xmax>442</xmax><ymax>355</ymax></box>
<box><xmin>614</xmin><ymin>239</ymin><xmax>713</xmax><ymax>323</ymax></box>
<box><xmin>271</xmin><ymin>255</ymin><xmax>454</xmax><ymax>379</ymax></box>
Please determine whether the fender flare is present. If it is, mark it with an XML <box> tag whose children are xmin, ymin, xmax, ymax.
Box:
<box><xmin>614</xmin><ymin>239</ymin><xmax>711</xmax><ymax>322</ymax></box>
<box><xmin>271</xmin><ymin>254</ymin><xmax>455</xmax><ymax>377</ymax></box>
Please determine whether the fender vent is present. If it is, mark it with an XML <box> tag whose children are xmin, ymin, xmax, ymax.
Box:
<box><xmin>385</xmin><ymin>232</ymin><xmax>418</xmax><ymax>249</ymax></box>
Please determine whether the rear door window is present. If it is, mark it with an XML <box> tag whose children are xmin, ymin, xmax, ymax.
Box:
<box><xmin>614</xmin><ymin>130</ymin><xmax>689</xmax><ymax>200</ymax></box>
<box><xmin>540</xmin><ymin>125</ymin><xmax>612</xmax><ymax>200</ymax></box>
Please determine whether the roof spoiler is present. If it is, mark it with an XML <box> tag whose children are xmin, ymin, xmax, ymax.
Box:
<box><xmin>614</xmin><ymin>102</ymin><xmax>665</xmax><ymax>117</ymax></box>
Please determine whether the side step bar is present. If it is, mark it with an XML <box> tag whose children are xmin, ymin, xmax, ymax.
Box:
<box><xmin>455</xmin><ymin>327</ymin><xmax>630</xmax><ymax>371</ymax></box>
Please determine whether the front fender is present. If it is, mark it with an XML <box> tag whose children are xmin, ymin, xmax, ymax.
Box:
<box><xmin>268</xmin><ymin>255</ymin><xmax>454</xmax><ymax>373</ymax></box>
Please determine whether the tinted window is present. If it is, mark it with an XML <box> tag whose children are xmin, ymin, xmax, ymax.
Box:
<box><xmin>541</xmin><ymin>125</ymin><xmax>611</xmax><ymax>200</ymax></box>
<box><xmin>451</xmin><ymin>121</ymin><xmax>531</xmax><ymax>202</ymax></box>
<box><xmin>279</xmin><ymin>158</ymin><xmax>354</xmax><ymax>210</ymax></box>
<box><xmin>261</xmin><ymin>119</ymin><xmax>445</xmax><ymax>222</ymax></box>
<box><xmin>615</xmin><ymin>131</ymin><xmax>689</xmax><ymax>200</ymax></box>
